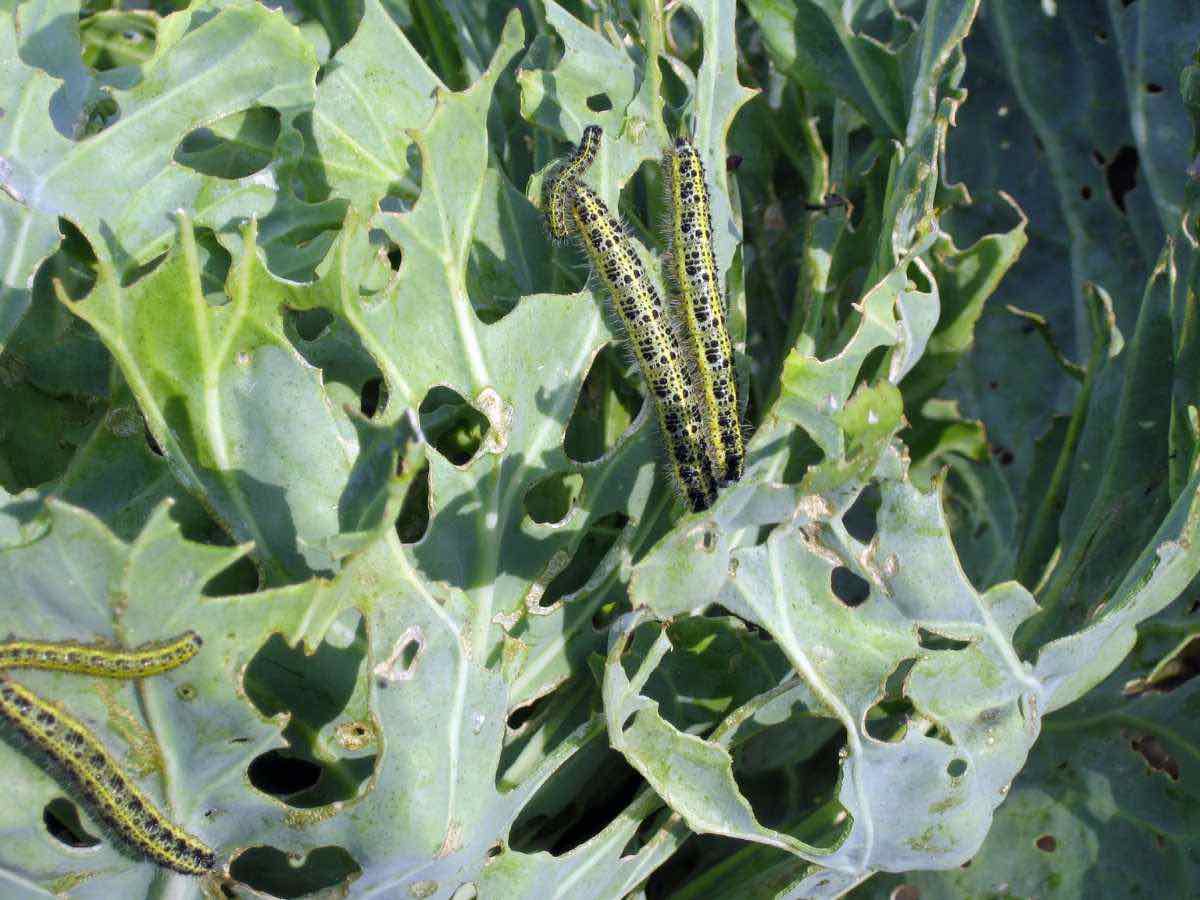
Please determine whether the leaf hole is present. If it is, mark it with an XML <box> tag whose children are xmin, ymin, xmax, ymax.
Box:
<box><xmin>244</xmin><ymin>620</ymin><xmax>374</xmax><ymax>805</ymax></box>
<box><xmin>39</xmin><ymin>218</ymin><xmax>99</xmax><ymax>302</ymax></box>
<box><xmin>844</xmin><ymin>483</ymin><xmax>880</xmax><ymax>542</ymax></box>
<box><xmin>229</xmin><ymin>845</ymin><xmax>361</xmax><ymax>899</ymax></box>
<box><xmin>730</xmin><ymin>712</ymin><xmax>849</xmax><ymax>834</ymax></box>
<box><xmin>359</xmin><ymin>377</ymin><xmax>384</xmax><ymax>418</ymax></box>
<box><xmin>1124</xmin><ymin>634</ymin><xmax>1200</xmax><ymax>695</ymax></box>
<box><xmin>947</xmin><ymin>758</ymin><xmax>968</xmax><ymax>778</ymax></box>
<box><xmin>541</xmin><ymin>511</ymin><xmax>628</xmax><ymax>608</ymax></box>
<box><xmin>374</xmin><ymin>627</ymin><xmax>424</xmax><ymax>686</ymax></box>
<box><xmin>80</xmin><ymin>95</ymin><xmax>119</xmax><ymax>138</ymax></box>
<box><xmin>386</xmin><ymin>242</ymin><xmax>403</xmax><ymax>271</ymax></box>
<box><xmin>666</xmin><ymin>4</ymin><xmax>703</xmax><ymax>64</ymax></box>
<box><xmin>865</xmin><ymin>658</ymin><xmax>918</xmax><ymax>742</ymax></box>
<box><xmin>79</xmin><ymin>11</ymin><xmax>157</xmax><ymax>71</ymax></box>
<box><xmin>120</xmin><ymin>250</ymin><xmax>167</xmax><ymax>288</ymax></box>
<box><xmin>780</xmin><ymin>426</ymin><xmax>824</xmax><ymax>484</ymax></box>
<box><xmin>194</xmin><ymin>226</ymin><xmax>233</xmax><ymax>303</ymax></box>
<box><xmin>248</xmin><ymin>752</ymin><xmax>323</xmax><ymax>798</ymax></box>
<box><xmin>509</xmin><ymin>747</ymin><xmax>642</xmax><ymax>856</ymax></box>
<box><xmin>174</xmin><ymin>107</ymin><xmax>281</xmax><ymax>179</ymax></box>
<box><xmin>1105</xmin><ymin>145</ymin><xmax>1139</xmax><ymax>213</ymax></box>
<box><xmin>658</xmin><ymin>57</ymin><xmax>689</xmax><ymax>114</ymax></box>
<box><xmin>420</xmin><ymin>386</ymin><xmax>488</xmax><ymax>466</ymax></box>
<box><xmin>506</xmin><ymin>688</ymin><xmax>558</xmax><ymax>732</ymax></box>
<box><xmin>201</xmin><ymin>552</ymin><xmax>260</xmax><ymax>596</ymax></box>
<box><xmin>916</xmin><ymin>628</ymin><xmax>972</xmax><ymax>651</ymax></box>
<box><xmin>395</xmin><ymin>461</ymin><xmax>430</xmax><ymax>543</ymax></box>
<box><xmin>585</xmin><ymin>93</ymin><xmax>612</xmax><ymax>112</ymax></box>
<box><xmin>563</xmin><ymin>344</ymin><xmax>644</xmax><ymax>463</ymax></box>
<box><xmin>1035</xmin><ymin>834</ymin><xmax>1057</xmax><ymax>852</ymax></box>
<box><xmin>291</xmin><ymin>309</ymin><xmax>334</xmax><ymax>342</ymax></box>
<box><xmin>592</xmin><ymin>602</ymin><xmax>621</xmax><ymax>631</ymax></box>
<box><xmin>524</xmin><ymin>471</ymin><xmax>583</xmax><ymax>525</ymax></box>
<box><xmin>1145</xmin><ymin>82</ymin><xmax>1164</xmax><ymax>94</ymax></box>
<box><xmin>43</xmin><ymin>798</ymin><xmax>101</xmax><ymax>848</ymax></box>
<box><xmin>831</xmin><ymin>566</ymin><xmax>870</xmax><ymax>607</ymax></box>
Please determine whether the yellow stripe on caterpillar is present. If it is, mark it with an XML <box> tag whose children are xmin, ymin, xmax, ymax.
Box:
<box><xmin>568</xmin><ymin>180</ymin><xmax>716</xmax><ymax>511</ymax></box>
<box><xmin>0</xmin><ymin>677</ymin><xmax>216</xmax><ymax>875</ymax></box>
<box><xmin>664</xmin><ymin>137</ymin><xmax>744</xmax><ymax>485</ymax></box>
<box><xmin>544</xmin><ymin>125</ymin><xmax>602</xmax><ymax>241</ymax></box>
<box><xmin>0</xmin><ymin>631</ymin><xmax>202</xmax><ymax>679</ymax></box>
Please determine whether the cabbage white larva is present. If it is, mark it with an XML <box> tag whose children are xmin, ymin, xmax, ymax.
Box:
<box><xmin>544</xmin><ymin>124</ymin><xmax>603</xmax><ymax>241</ymax></box>
<box><xmin>0</xmin><ymin>631</ymin><xmax>202</xmax><ymax>678</ymax></box>
<box><xmin>568</xmin><ymin>180</ymin><xmax>717</xmax><ymax>511</ymax></box>
<box><xmin>0</xmin><ymin>632</ymin><xmax>215</xmax><ymax>875</ymax></box>
<box><xmin>664</xmin><ymin>137</ymin><xmax>744</xmax><ymax>484</ymax></box>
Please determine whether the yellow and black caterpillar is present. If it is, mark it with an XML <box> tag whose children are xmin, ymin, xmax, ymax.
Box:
<box><xmin>664</xmin><ymin>137</ymin><xmax>744</xmax><ymax>485</ymax></box>
<box><xmin>545</xmin><ymin>126</ymin><xmax>743</xmax><ymax>509</ymax></box>
<box><xmin>0</xmin><ymin>631</ymin><xmax>215</xmax><ymax>876</ymax></box>
<box><xmin>569</xmin><ymin>180</ymin><xmax>718</xmax><ymax>511</ymax></box>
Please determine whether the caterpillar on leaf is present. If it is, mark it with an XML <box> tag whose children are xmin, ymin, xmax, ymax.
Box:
<box><xmin>566</xmin><ymin>176</ymin><xmax>717</xmax><ymax>511</ymax></box>
<box><xmin>0</xmin><ymin>632</ymin><xmax>216</xmax><ymax>876</ymax></box>
<box><xmin>544</xmin><ymin>124</ymin><xmax>602</xmax><ymax>242</ymax></box>
<box><xmin>0</xmin><ymin>631</ymin><xmax>202</xmax><ymax>678</ymax></box>
<box><xmin>664</xmin><ymin>137</ymin><xmax>744</xmax><ymax>485</ymax></box>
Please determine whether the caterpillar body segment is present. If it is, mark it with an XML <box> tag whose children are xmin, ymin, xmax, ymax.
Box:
<box><xmin>568</xmin><ymin>182</ymin><xmax>717</xmax><ymax>511</ymax></box>
<box><xmin>544</xmin><ymin>125</ymin><xmax>603</xmax><ymax>241</ymax></box>
<box><xmin>664</xmin><ymin>137</ymin><xmax>744</xmax><ymax>485</ymax></box>
<box><xmin>0</xmin><ymin>677</ymin><xmax>216</xmax><ymax>875</ymax></box>
<box><xmin>0</xmin><ymin>631</ymin><xmax>203</xmax><ymax>679</ymax></box>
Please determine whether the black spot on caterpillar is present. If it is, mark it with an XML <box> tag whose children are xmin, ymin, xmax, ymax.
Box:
<box><xmin>664</xmin><ymin>137</ymin><xmax>744</xmax><ymax>485</ymax></box>
<box><xmin>0</xmin><ymin>633</ymin><xmax>215</xmax><ymax>875</ymax></box>
<box><xmin>544</xmin><ymin>124</ymin><xmax>602</xmax><ymax>241</ymax></box>
<box><xmin>568</xmin><ymin>180</ymin><xmax>716</xmax><ymax>511</ymax></box>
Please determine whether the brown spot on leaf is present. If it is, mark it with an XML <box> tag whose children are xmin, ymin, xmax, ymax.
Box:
<box><xmin>1131</xmin><ymin>734</ymin><xmax>1180</xmax><ymax>780</ymax></box>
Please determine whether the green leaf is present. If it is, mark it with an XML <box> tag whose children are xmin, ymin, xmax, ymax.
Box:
<box><xmin>0</xmin><ymin>499</ymin><xmax>313</xmax><ymax>891</ymax></box>
<box><xmin>862</xmin><ymin>622</ymin><xmax>1200</xmax><ymax>899</ymax></box>
<box><xmin>0</xmin><ymin>0</ymin><xmax>318</xmax><ymax>349</ymax></box>
<box><xmin>63</xmin><ymin>216</ymin><xmax>361</xmax><ymax>585</ymax></box>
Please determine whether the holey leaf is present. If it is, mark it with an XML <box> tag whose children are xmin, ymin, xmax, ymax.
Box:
<box><xmin>0</xmin><ymin>0</ymin><xmax>319</xmax><ymax>351</ymax></box>
<box><xmin>603</xmin><ymin>236</ymin><xmax>1200</xmax><ymax>889</ymax></box>
<box><xmin>60</xmin><ymin>215</ymin><xmax>359</xmax><ymax>586</ymax></box>
<box><xmin>0</xmin><ymin>497</ymin><xmax>326</xmax><ymax>895</ymax></box>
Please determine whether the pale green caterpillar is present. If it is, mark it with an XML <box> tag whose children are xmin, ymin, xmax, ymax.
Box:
<box><xmin>0</xmin><ymin>632</ymin><xmax>215</xmax><ymax>876</ymax></box>
<box><xmin>664</xmin><ymin>137</ymin><xmax>744</xmax><ymax>485</ymax></box>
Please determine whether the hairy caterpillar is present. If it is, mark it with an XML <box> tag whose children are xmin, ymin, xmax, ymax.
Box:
<box><xmin>664</xmin><ymin>137</ymin><xmax>744</xmax><ymax>485</ymax></box>
<box><xmin>544</xmin><ymin>124</ymin><xmax>602</xmax><ymax>241</ymax></box>
<box><xmin>0</xmin><ymin>632</ymin><xmax>215</xmax><ymax>876</ymax></box>
<box><xmin>568</xmin><ymin>180</ymin><xmax>717</xmax><ymax>511</ymax></box>
<box><xmin>0</xmin><ymin>631</ymin><xmax>202</xmax><ymax>678</ymax></box>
